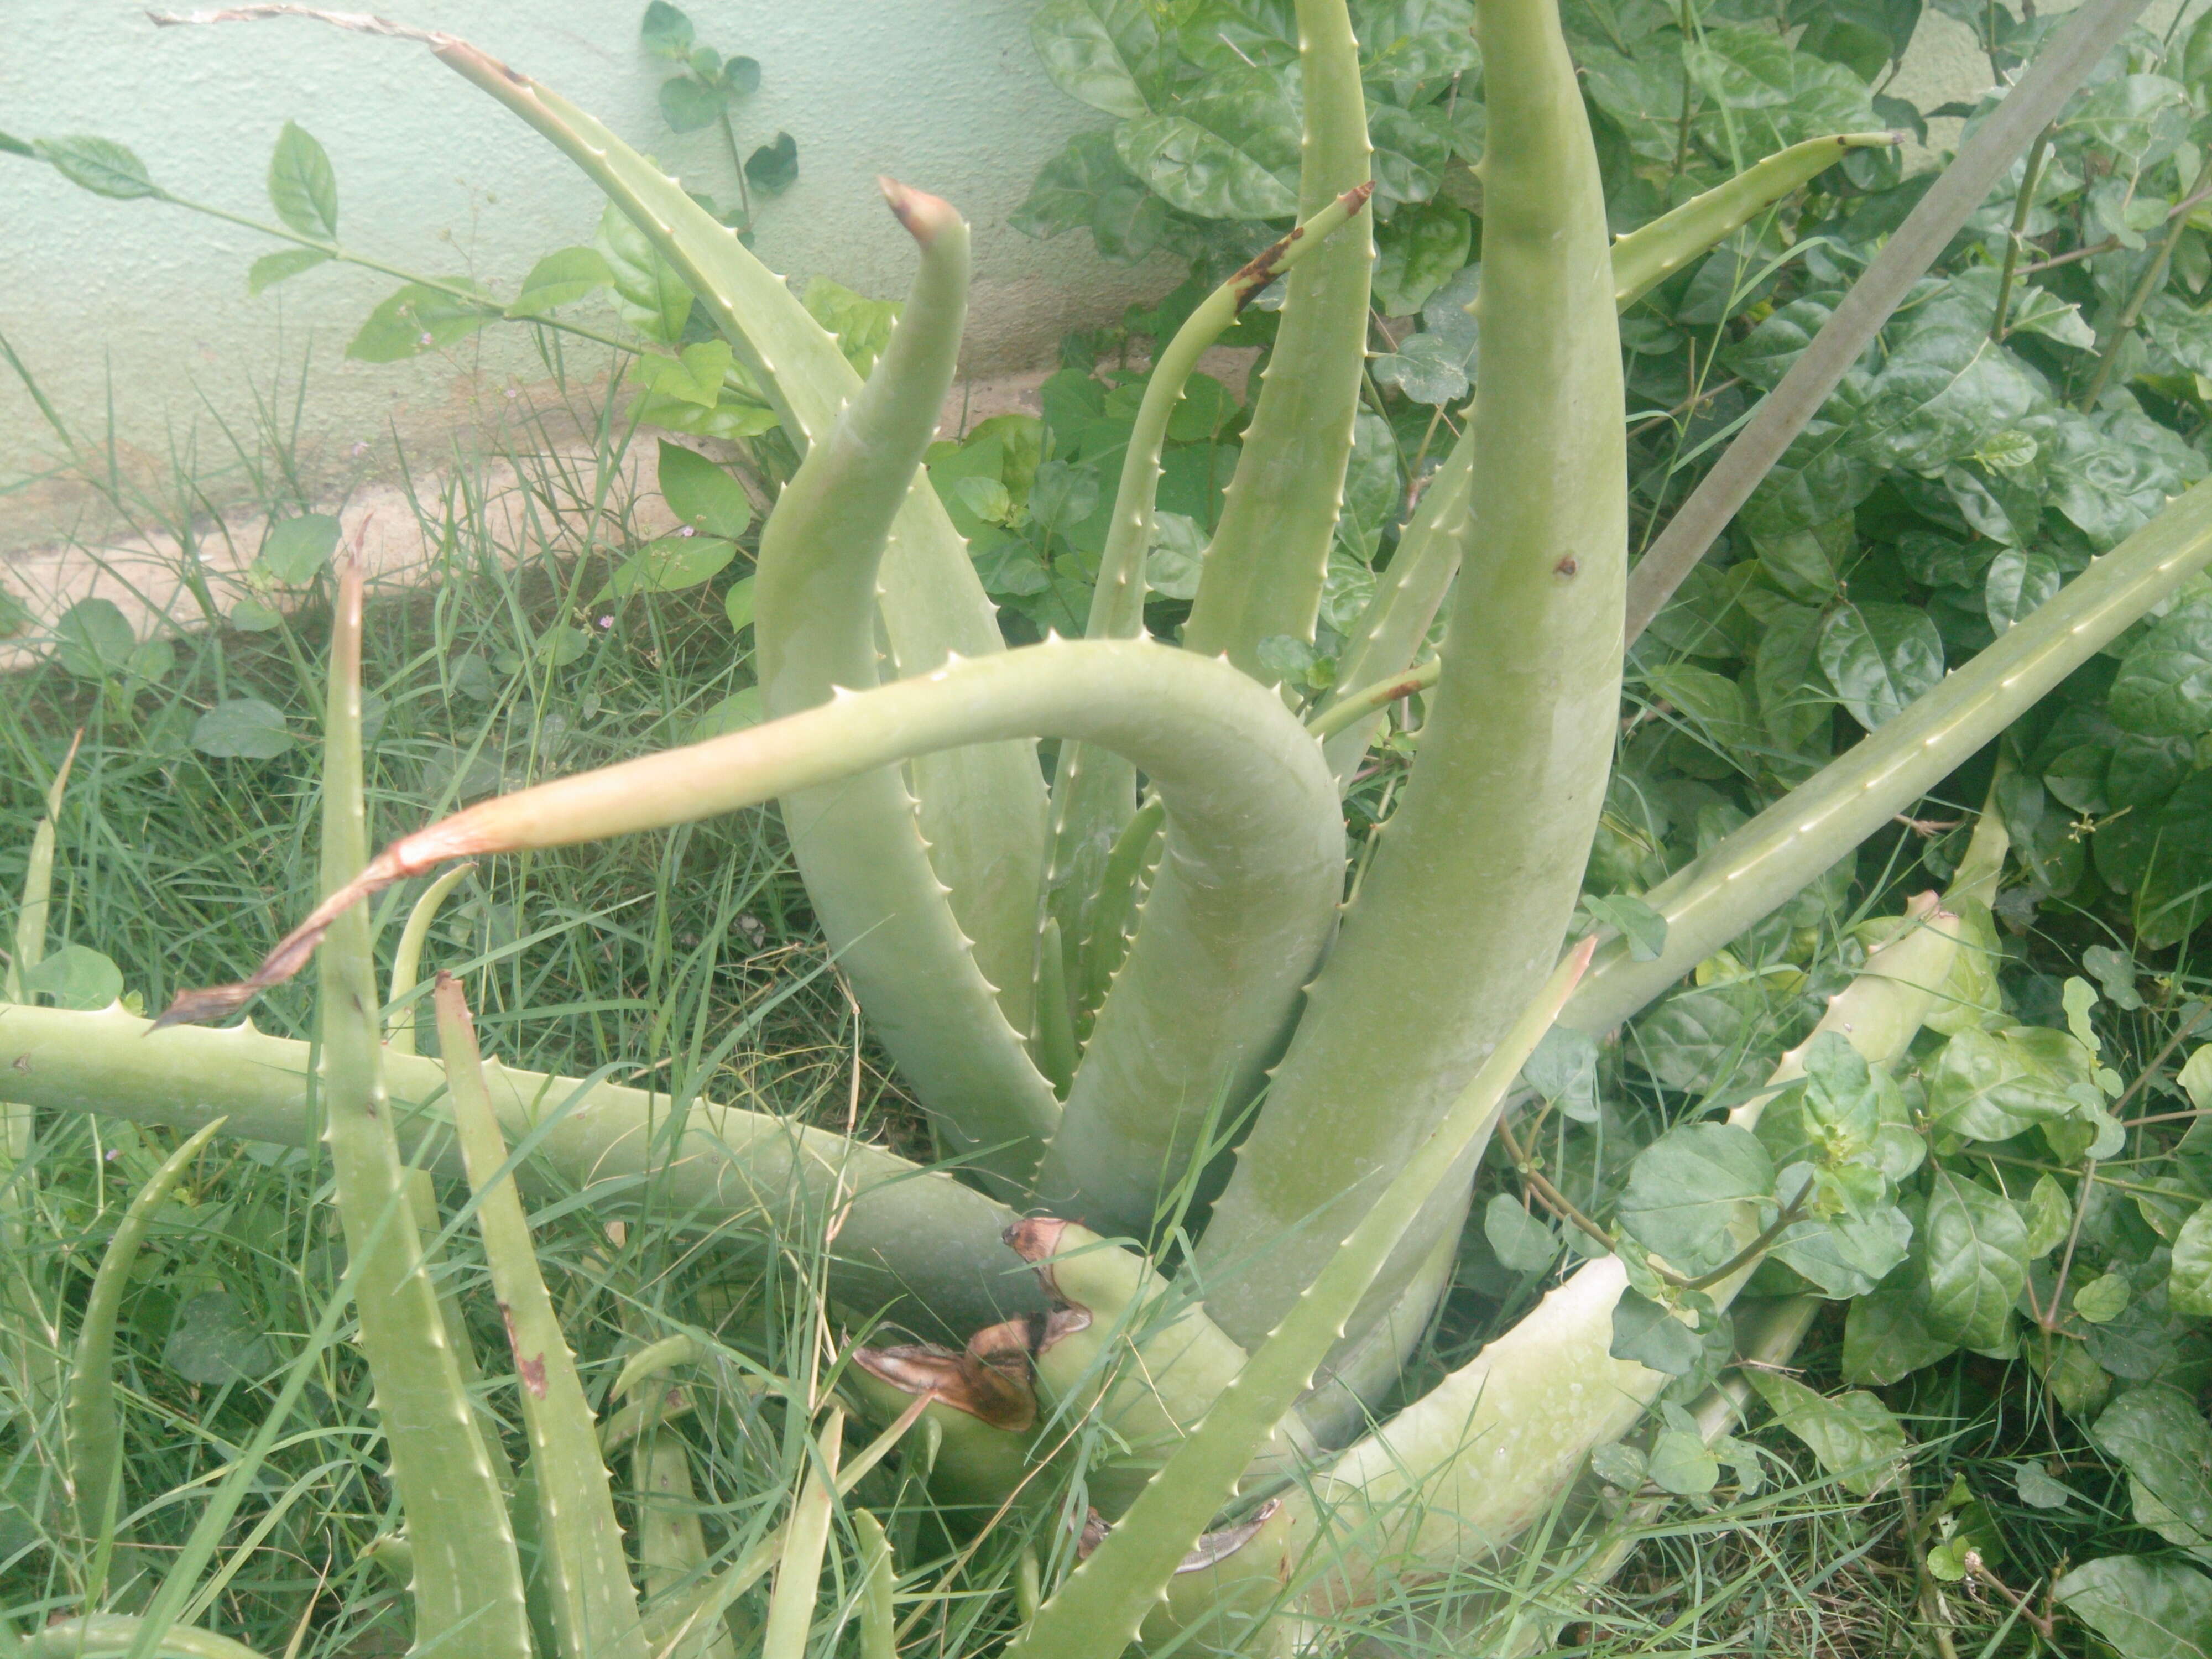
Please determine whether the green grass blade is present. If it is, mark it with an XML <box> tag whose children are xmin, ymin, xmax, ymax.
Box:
<box><xmin>304</xmin><ymin>560</ymin><xmax>533</xmax><ymax>1658</ymax></box>
<box><xmin>4</xmin><ymin>728</ymin><xmax>78</xmax><ymax>1005</ymax></box>
<box><xmin>1005</xmin><ymin>944</ymin><xmax>1592</xmax><ymax>1659</ymax></box>
<box><xmin>1567</xmin><ymin>476</ymin><xmax>2212</xmax><ymax>1033</ymax></box>
<box><xmin>759</xmin><ymin>1410</ymin><xmax>844</xmax><ymax>1659</ymax></box>
<box><xmin>384</xmin><ymin>862</ymin><xmax>472</xmax><ymax>1056</ymax></box>
<box><xmin>750</xmin><ymin>180</ymin><xmax>1058</xmax><ymax>1185</ymax></box>
<box><xmin>1198</xmin><ymin>0</ymin><xmax>1626</xmax><ymax>1348</ymax></box>
<box><xmin>65</xmin><ymin>1118</ymin><xmax>225</xmax><ymax>1550</ymax></box>
<box><xmin>436</xmin><ymin>971</ymin><xmax>646</xmax><ymax>1659</ymax></box>
<box><xmin>1181</xmin><ymin>0</ymin><xmax>1373</xmax><ymax>677</ymax></box>
<box><xmin>1073</xmin><ymin>797</ymin><xmax>1164</xmax><ymax>1028</ymax></box>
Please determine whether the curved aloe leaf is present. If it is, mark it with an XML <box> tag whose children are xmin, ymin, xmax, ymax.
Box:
<box><xmin>66</xmin><ymin>1119</ymin><xmax>225</xmax><ymax>1547</ymax></box>
<box><xmin>1180</xmin><ymin>0</ymin><xmax>1373</xmax><ymax>677</ymax></box>
<box><xmin>1005</xmin><ymin>944</ymin><xmax>1589</xmax><ymax>1659</ymax></box>
<box><xmin>161</xmin><ymin>640</ymin><xmax>1342</xmax><ymax>1241</ymax></box>
<box><xmin>310</xmin><ymin>561</ymin><xmax>533</xmax><ymax>1658</ymax></box>
<box><xmin>760</xmin><ymin>1410</ymin><xmax>844</xmax><ymax>1659</ymax></box>
<box><xmin>1197</xmin><ymin>0</ymin><xmax>1627</xmax><ymax>1349</ymax></box>
<box><xmin>1286</xmin><ymin>893</ymin><xmax>1968</xmax><ymax>1613</ymax></box>
<box><xmin>1609</xmin><ymin>133</ymin><xmax>1898</xmax><ymax>309</ymax></box>
<box><xmin>753</xmin><ymin>179</ymin><xmax>1057</xmax><ymax>1186</ymax></box>
<box><xmin>1567</xmin><ymin>477</ymin><xmax>2212</xmax><ymax>1033</ymax></box>
<box><xmin>180</xmin><ymin>8</ymin><xmax>1057</xmax><ymax>1061</ymax></box>
<box><xmin>436</xmin><ymin>972</ymin><xmax>646</xmax><ymax>1659</ymax></box>
<box><xmin>384</xmin><ymin>859</ymin><xmax>472</xmax><ymax>1056</ymax></box>
<box><xmin>1045</xmin><ymin>182</ymin><xmax>1373</xmax><ymax>1035</ymax></box>
<box><xmin>855</xmin><ymin>1509</ymin><xmax>896</xmax><ymax>1659</ymax></box>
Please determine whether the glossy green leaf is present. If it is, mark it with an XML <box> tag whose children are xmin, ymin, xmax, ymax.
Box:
<box><xmin>1608</xmin><ymin>1286</ymin><xmax>1707</xmax><ymax>1375</ymax></box>
<box><xmin>163</xmin><ymin>1291</ymin><xmax>274</xmax><ymax>1385</ymax></box>
<box><xmin>1927</xmin><ymin>1025</ymin><xmax>2096</xmax><ymax>1141</ymax></box>
<box><xmin>1920</xmin><ymin>1166</ymin><xmax>2028</xmax><ymax>1352</ymax></box>
<box><xmin>656</xmin><ymin>439</ymin><xmax>752</xmax><ymax>540</ymax></box>
<box><xmin>259</xmin><ymin>513</ymin><xmax>341</xmax><ymax>584</ymax></box>
<box><xmin>1616</xmin><ymin>1122</ymin><xmax>1775</xmax><ymax>1277</ymax></box>
<box><xmin>1745</xmin><ymin>1368</ymin><xmax>1906</xmax><ymax>1496</ymax></box>
<box><xmin>595</xmin><ymin>202</ymin><xmax>692</xmax><ymax>342</ymax></box>
<box><xmin>1647</xmin><ymin>1422</ymin><xmax>1720</xmax><ymax>1495</ymax></box>
<box><xmin>267</xmin><ymin>120</ymin><xmax>337</xmax><ymax>239</ymax></box>
<box><xmin>2112</xmin><ymin>596</ymin><xmax>2212</xmax><ymax>737</ymax></box>
<box><xmin>639</xmin><ymin>1</ymin><xmax>695</xmax><ymax>58</ymax></box>
<box><xmin>686</xmin><ymin>687</ymin><xmax>761</xmax><ymax>742</ymax></box>
<box><xmin>1114</xmin><ymin>66</ymin><xmax>1298</xmax><ymax>219</ymax></box>
<box><xmin>633</xmin><ymin>340</ymin><xmax>733</xmax><ymax>409</ymax></box>
<box><xmin>2057</xmin><ymin>1556</ymin><xmax>2212</xmax><ymax>1659</ymax></box>
<box><xmin>22</xmin><ymin>945</ymin><xmax>123</xmax><ymax>1011</ymax></box>
<box><xmin>36</xmin><ymin>134</ymin><xmax>159</xmax><ymax>199</ymax></box>
<box><xmin>2093</xmin><ymin>1385</ymin><xmax>2212</xmax><ymax>1553</ymax></box>
<box><xmin>247</xmin><ymin>247</ymin><xmax>331</xmax><ymax>295</ymax></box>
<box><xmin>507</xmin><ymin>246</ymin><xmax>613</xmax><ymax>317</ymax></box>
<box><xmin>1841</xmin><ymin>1282</ymin><xmax>1955</xmax><ymax>1384</ymax></box>
<box><xmin>347</xmin><ymin>281</ymin><xmax>499</xmax><ymax>361</ymax></box>
<box><xmin>657</xmin><ymin>75</ymin><xmax>724</xmax><ymax>133</ymax></box>
<box><xmin>1985</xmin><ymin>546</ymin><xmax>2062</xmax><ymax>635</ymax></box>
<box><xmin>191</xmin><ymin>698</ymin><xmax>295</xmax><ymax>760</ymax></box>
<box><xmin>1817</xmin><ymin>601</ymin><xmax>1943</xmax><ymax>731</ymax></box>
<box><xmin>2172</xmin><ymin>1203</ymin><xmax>2212</xmax><ymax>1317</ymax></box>
<box><xmin>1032</xmin><ymin>0</ymin><xmax>1160</xmax><ymax>118</ymax></box>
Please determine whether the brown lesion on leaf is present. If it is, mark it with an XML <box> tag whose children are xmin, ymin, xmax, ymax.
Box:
<box><xmin>1002</xmin><ymin>1217</ymin><xmax>1098</xmax><ymax>1353</ymax></box>
<box><xmin>852</xmin><ymin>1315</ymin><xmax>1040</xmax><ymax>1433</ymax></box>
<box><xmin>1073</xmin><ymin>1497</ymin><xmax>1284</xmax><ymax>1572</ymax></box>
<box><xmin>502</xmin><ymin>1303</ymin><xmax>548</xmax><ymax>1399</ymax></box>
<box><xmin>1228</xmin><ymin>181</ymin><xmax>1374</xmax><ymax>311</ymax></box>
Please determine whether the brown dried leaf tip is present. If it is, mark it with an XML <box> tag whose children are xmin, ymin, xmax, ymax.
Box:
<box><xmin>852</xmin><ymin>1316</ymin><xmax>1039</xmax><ymax>1433</ymax></box>
<box><xmin>1229</xmin><ymin>181</ymin><xmax>1373</xmax><ymax>311</ymax></box>
<box><xmin>1003</xmin><ymin>1216</ymin><xmax>1095</xmax><ymax>1351</ymax></box>
<box><xmin>1074</xmin><ymin>1498</ymin><xmax>1282</xmax><ymax>1572</ymax></box>
<box><xmin>878</xmin><ymin>176</ymin><xmax>963</xmax><ymax>247</ymax></box>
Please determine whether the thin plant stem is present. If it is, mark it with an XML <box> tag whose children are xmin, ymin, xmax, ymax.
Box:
<box><xmin>1991</xmin><ymin>125</ymin><xmax>2053</xmax><ymax>341</ymax></box>
<box><xmin>2078</xmin><ymin>154</ymin><xmax>2212</xmax><ymax>409</ymax></box>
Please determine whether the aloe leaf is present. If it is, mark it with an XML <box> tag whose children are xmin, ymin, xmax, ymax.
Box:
<box><xmin>760</xmin><ymin>1410</ymin><xmax>844</xmax><ymax>1659</ymax></box>
<box><xmin>383</xmin><ymin>860</ymin><xmax>472</xmax><ymax>1056</ymax></box>
<box><xmin>1287</xmin><ymin>893</ymin><xmax>1972</xmax><ymax>1613</ymax></box>
<box><xmin>65</xmin><ymin>1119</ymin><xmax>224</xmax><ymax>1550</ymax></box>
<box><xmin>849</xmin><ymin>1321</ymin><xmax>1039</xmax><ymax>1511</ymax></box>
<box><xmin>1197</xmin><ymin>0</ymin><xmax>1626</xmax><ymax>1349</ymax></box>
<box><xmin>410</xmin><ymin>26</ymin><xmax>1051</xmax><ymax>1049</ymax></box>
<box><xmin>1609</xmin><ymin>134</ymin><xmax>1898</xmax><ymax>310</ymax></box>
<box><xmin>613</xmin><ymin>1332</ymin><xmax>705</xmax><ymax>1402</ymax></box>
<box><xmin>3</xmin><ymin>1001</ymin><xmax>1032</xmax><ymax>1337</ymax></box>
<box><xmin>1045</xmin><ymin>182</ymin><xmax>1373</xmax><ymax>1008</ymax></box>
<box><xmin>1006</xmin><ymin>945</ymin><xmax>1590</xmax><ymax>1659</ymax></box>
<box><xmin>436</xmin><ymin>972</ymin><xmax>646</xmax><ymax>1659</ymax></box>
<box><xmin>635</xmin><ymin>1431</ymin><xmax>735</xmax><ymax>1659</ymax></box>
<box><xmin>1322</xmin><ymin>133</ymin><xmax>1892</xmax><ymax>778</ymax></box>
<box><xmin>162</xmin><ymin>639</ymin><xmax>1341</xmax><ymax>1241</ymax></box>
<box><xmin>20</xmin><ymin>1616</ymin><xmax>274</xmax><ymax>1658</ymax></box>
<box><xmin>1568</xmin><ymin>478</ymin><xmax>2212</xmax><ymax>1034</ymax></box>
<box><xmin>854</xmin><ymin>1509</ymin><xmax>896</xmax><ymax>1659</ymax></box>
<box><xmin>1073</xmin><ymin>796</ymin><xmax>1164</xmax><ymax>1028</ymax></box>
<box><xmin>753</xmin><ymin>180</ymin><xmax>1057</xmax><ymax>1185</ymax></box>
<box><xmin>1180</xmin><ymin>0</ymin><xmax>1372</xmax><ymax>677</ymax></box>
<box><xmin>282</xmin><ymin>560</ymin><xmax>533</xmax><ymax>1657</ymax></box>
<box><xmin>3</xmin><ymin>728</ymin><xmax>80</xmax><ymax>1422</ymax></box>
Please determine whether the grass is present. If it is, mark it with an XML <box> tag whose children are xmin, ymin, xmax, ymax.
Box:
<box><xmin>0</xmin><ymin>357</ymin><xmax>2194</xmax><ymax>1658</ymax></box>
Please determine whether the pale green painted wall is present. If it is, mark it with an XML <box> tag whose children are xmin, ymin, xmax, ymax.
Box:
<box><xmin>1</xmin><ymin>0</ymin><xmax>2193</xmax><ymax>555</ymax></box>
<box><xmin>0</xmin><ymin>1</ymin><xmax>1170</xmax><ymax>546</ymax></box>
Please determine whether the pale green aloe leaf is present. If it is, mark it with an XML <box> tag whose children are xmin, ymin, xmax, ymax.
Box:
<box><xmin>436</xmin><ymin>972</ymin><xmax>647</xmax><ymax>1659</ymax></box>
<box><xmin>1568</xmin><ymin>477</ymin><xmax>2212</xmax><ymax>1034</ymax></box>
<box><xmin>383</xmin><ymin>859</ymin><xmax>472</xmax><ymax>1056</ymax></box>
<box><xmin>1180</xmin><ymin>0</ymin><xmax>1373</xmax><ymax>678</ymax></box>
<box><xmin>290</xmin><ymin>561</ymin><xmax>534</xmax><ymax>1658</ymax></box>
<box><xmin>760</xmin><ymin>1411</ymin><xmax>845</xmax><ymax>1659</ymax></box>
<box><xmin>1006</xmin><ymin>943</ymin><xmax>1590</xmax><ymax>1659</ymax></box>
<box><xmin>65</xmin><ymin>1119</ymin><xmax>226</xmax><ymax>1545</ymax></box>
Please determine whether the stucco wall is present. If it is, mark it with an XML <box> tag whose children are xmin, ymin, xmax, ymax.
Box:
<box><xmin>0</xmin><ymin>1</ymin><xmax>1173</xmax><ymax>550</ymax></box>
<box><xmin>1</xmin><ymin>0</ymin><xmax>2190</xmax><ymax>561</ymax></box>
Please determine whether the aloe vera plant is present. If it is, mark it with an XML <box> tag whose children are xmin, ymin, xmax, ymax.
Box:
<box><xmin>13</xmin><ymin>0</ymin><xmax>2212</xmax><ymax>1648</ymax></box>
